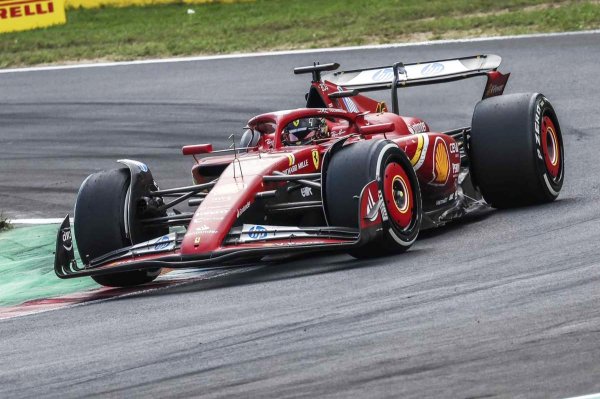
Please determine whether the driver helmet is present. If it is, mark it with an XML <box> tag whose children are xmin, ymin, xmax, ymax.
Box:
<box><xmin>283</xmin><ymin>118</ymin><xmax>328</xmax><ymax>145</ymax></box>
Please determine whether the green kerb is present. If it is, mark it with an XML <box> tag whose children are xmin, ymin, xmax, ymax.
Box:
<box><xmin>0</xmin><ymin>225</ymin><xmax>98</xmax><ymax>307</ymax></box>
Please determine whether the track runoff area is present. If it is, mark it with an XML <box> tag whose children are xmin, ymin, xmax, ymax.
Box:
<box><xmin>1</xmin><ymin>29</ymin><xmax>600</xmax><ymax>398</ymax></box>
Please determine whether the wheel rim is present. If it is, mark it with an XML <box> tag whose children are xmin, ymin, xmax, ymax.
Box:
<box><xmin>541</xmin><ymin>115</ymin><xmax>561</xmax><ymax>179</ymax></box>
<box><xmin>383</xmin><ymin>162</ymin><xmax>413</xmax><ymax>230</ymax></box>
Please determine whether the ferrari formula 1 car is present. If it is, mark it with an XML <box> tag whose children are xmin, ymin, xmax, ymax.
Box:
<box><xmin>55</xmin><ymin>54</ymin><xmax>564</xmax><ymax>287</ymax></box>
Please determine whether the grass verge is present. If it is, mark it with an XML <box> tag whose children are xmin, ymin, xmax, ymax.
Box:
<box><xmin>0</xmin><ymin>0</ymin><xmax>599</xmax><ymax>68</ymax></box>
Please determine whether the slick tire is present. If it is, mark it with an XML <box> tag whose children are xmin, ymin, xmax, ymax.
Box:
<box><xmin>324</xmin><ymin>139</ymin><xmax>422</xmax><ymax>259</ymax></box>
<box><xmin>470</xmin><ymin>93</ymin><xmax>564</xmax><ymax>208</ymax></box>
<box><xmin>74</xmin><ymin>168</ymin><xmax>164</xmax><ymax>287</ymax></box>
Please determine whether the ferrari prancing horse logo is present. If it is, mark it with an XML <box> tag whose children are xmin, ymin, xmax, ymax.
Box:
<box><xmin>312</xmin><ymin>149</ymin><xmax>320</xmax><ymax>169</ymax></box>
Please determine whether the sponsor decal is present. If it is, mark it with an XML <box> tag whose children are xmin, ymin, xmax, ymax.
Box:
<box><xmin>61</xmin><ymin>228</ymin><xmax>73</xmax><ymax>251</ymax></box>
<box><xmin>485</xmin><ymin>83</ymin><xmax>505</xmax><ymax>97</ymax></box>
<box><xmin>372</xmin><ymin>68</ymin><xmax>394</xmax><ymax>82</ymax></box>
<box><xmin>300</xmin><ymin>187</ymin><xmax>313</xmax><ymax>198</ymax></box>
<box><xmin>248</xmin><ymin>225</ymin><xmax>268</xmax><ymax>240</ymax></box>
<box><xmin>366</xmin><ymin>189</ymin><xmax>379</xmax><ymax>222</ymax></box>
<box><xmin>241</xmin><ymin>224</ymin><xmax>309</xmax><ymax>242</ymax></box>
<box><xmin>336</xmin><ymin>86</ymin><xmax>359</xmax><ymax>113</ymax></box>
<box><xmin>125</xmin><ymin>160</ymin><xmax>148</xmax><ymax>172</ymax></box>
<box><xmin>195</xmin><ymin>225</ymin><xmax>218</xmax><ymax>234</ymax></box>
<box><xmin>284</xmin><ymin>159</ymin><xmax>309</xmax><ymax>175</ymax></box>
<box><xmin>435</xmin><ymin>197</ymin><xmax>449</xmax><ymax>206</ymax></box>
<box><xmin>421</xmin><ymin>62</ymin><xmax>444</xmax><ymax>76</ymax></box>
<box><xmin>534</xmin><ymin>99</ymin><xmax>545</xmax><ymax>161</ymax></box>
<box><xmin>452</xmin><ymin>163</ymin><xmax>460</xmax><ymax>174</ymax></box>
<box><xmin>342</xmin><ymin>97</ymin><xmax>359</xmax><ymax>113</ymax></box>
<box><xmin>431</xmin><ymin>137</ymin><xmax>450</xmax><ymax>185</ymax></box>
<box><xmin>312</xmin><ymin>149</ymin><xmax>320</xmax><ymax>169</ymax></box>
<box><xmin>319</xmin><ymin>83</ymin><xmax>329</xmax><ymax>92</ymax></box>
<box><xmin>408</xmin><ymin>121</ymin><xmax>427</xmax><ymax>134</ymax></box>
<box><xmin>286</xmin><ymin>153</ymin><xmax>295</xmax><ymax>166</ymax></box>
<box><xmin>199</xmin><ymin>208</ymin><xmax>229</xmax><ymax>216</ymax></box>
<box><xmin>273</xmin><ymin>241</ymin><xmax>324</xmax><ymax>247</ymax></box>
<box><xmin>0</xmin><ymin>0</ymin><xmax>66</xmax><ymax>34</ymax></box>
<box><xmin>154</xmin><ymin>235</ymin><xmax>171</xmax><ymax>250</ymax></box>
<box><xmin>435</xmin><ymin>192</ymin><xmax>456</xmax><ymax>206</ymax></box>
<box><xmin>194</xmin><ymin>236</ymin><xmax>201</xmax><ymax>246</ymax></box>
<box><xmin>409</xmin><ymin>134</ymin><xmax>429</xmax><ymax>170</ymax></box>
<box><xmin>237</xmin><ymin>201</ymin><xmax>251</xmax><ymax>218</ymax></box>
<box><xmin>210</xmin><ymin>182</ymin><xmax>246</xmax><ymax>195</ymax></box>
<box><xmin>449</xmin><ymin>142</ymin><xmax>459</xmax><ymax>154</ymax></box>
<box><xmin>209</xmin><ymin>195</ymin><xmax>232</xmax><ymax>202</ymax></box>
<box><xmin>196</xmin><ymin>216</ymin><xmax>227</xmax><ymax>221</ymax></box>
<box><xmin>318</xmin><ymin>108</ymin><xmax>330</xmax><ymax>114</ymax></box>
<box><xmin>376</xmin><ymin>102</ymin><xmax>388</xmax><ymax>113</ymax></box>
<box><xmin>377</xmin><ymin>190</ymin><xmax>389</xmax><ymax>221</ymax></box>
<box><xmin>195</xmin><ymin>230</ymin><xmax>217</xmax><ymax>235</ymax></box>
<box><xmin>292</xmin><ymin>119</ymin><xmax>300</xmax><ymax>127</ymax></box>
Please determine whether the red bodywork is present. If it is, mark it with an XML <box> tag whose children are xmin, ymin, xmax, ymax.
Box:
<box><xmin>55</xmin><ymin>55</ymin><xmax>510</xmax><ymax>278</ymax></box>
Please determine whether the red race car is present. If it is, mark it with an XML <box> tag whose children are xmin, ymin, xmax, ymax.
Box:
<box><xmin>55</xmin><ymin>54</ymin><xmax>564</xmax><ymax>287</ymax></box>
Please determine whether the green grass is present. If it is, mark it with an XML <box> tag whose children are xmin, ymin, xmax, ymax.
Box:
<box><xmin>1</xmin><ymin>0</ymin><xmax>599</xmax><ymax>67</ymax></box>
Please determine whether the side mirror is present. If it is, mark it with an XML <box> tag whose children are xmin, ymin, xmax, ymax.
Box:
<box><xmin>182</xmin><ymin>144</ymin><xmax>213</xmax><ymax>156</ymax></box>
<box><xmin>359</xmin><ymin>123</ymin><xmax>395</xmax><ymax>135</ymax></box>
<box><xmin>240</xmin><ymin>129</ymin><xmax>259</xmax><ymax>150</ymax></box>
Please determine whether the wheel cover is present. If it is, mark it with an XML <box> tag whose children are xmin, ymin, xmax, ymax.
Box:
<box><xmin>383</xmin><ymin>162</ymin><xmax>413</xmax><ymax>230</ymax></box>
<box><xmin>541</xmin><ymin>115</ymin><xmax>561</xmax><ymax>179</ymax></box>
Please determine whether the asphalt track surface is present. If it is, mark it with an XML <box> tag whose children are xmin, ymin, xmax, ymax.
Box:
<box><xmin>1</xmin><ymin>32</ymin><xmax>600</xmax><ymax>398</ymax></box>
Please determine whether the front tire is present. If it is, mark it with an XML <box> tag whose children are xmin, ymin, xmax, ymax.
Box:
<box><xmin>74</xmin><ymin>168</ymin><xmax>166</xmax><ymax>287</ymax></box>
<box><xmin>470</xmin><ymin>93</ymin><xmax>564</xmax><ymax>208</ymax></box>
<box><xmin>324</xmin><ymin>139</ymin><xmax>422</xmax><ymax>258</ymax></box>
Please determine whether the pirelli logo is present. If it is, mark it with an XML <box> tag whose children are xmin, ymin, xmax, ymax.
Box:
<box><xmin>0</xmin><ymin>0</ymin><xmax>66</xmax><ymax>33</ymax></box>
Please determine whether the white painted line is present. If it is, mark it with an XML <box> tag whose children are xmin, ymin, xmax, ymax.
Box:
<box><xmin>8</xmin><ymin>218</ymin><xmax>68</xmax><ymax>225</ymax></box>
<box><xmin>1</xmin><ymin>29</ymin><xmax>599</xmax><ymax>74</ymax></box>
<box><xmin>564</xmin><ymin>394</ymin><xmax>600</xmax><ymax>399</ymax></box>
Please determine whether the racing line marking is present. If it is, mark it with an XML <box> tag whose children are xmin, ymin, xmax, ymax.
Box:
<box><xmin>0</xmin><ymin>29</ymin><xmax>598</xmax><ymax>74</ymax></box>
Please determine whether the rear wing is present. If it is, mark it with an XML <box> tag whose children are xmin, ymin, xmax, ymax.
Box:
<box><xmin>321</xmin><ymin>54</ymin><xmax>502</xmax><ymax>91</ymax></box>
<box><xmin>295</xmin><ymin>54</ymin><xmax>509</xmax><ymax>114</ymax></box>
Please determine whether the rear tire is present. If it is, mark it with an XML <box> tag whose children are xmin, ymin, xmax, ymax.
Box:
<box><xmin>470</xmin><ymin>93</ymin><xmax>564</xmax><ymax>208</ymax></box>
<box><xmin>324</xmin><ymin>139</ymin><xmax>422</xmax><ymax>258</ymax></box>
<box><xmin>74</xmin><ymin>168</ymin><xmax>166</xmax><ymax>287</ymax></box>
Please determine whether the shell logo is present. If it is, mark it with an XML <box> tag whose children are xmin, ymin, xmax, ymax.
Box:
<box><xmin>286</xmin><ymin>153</ymin><xmax>295</xmax><ymax>167</ymax></box>
<box><xmin>432</xmin><ymin>137</ymin><xmax>450</xmax><ymax>185</ymax></box>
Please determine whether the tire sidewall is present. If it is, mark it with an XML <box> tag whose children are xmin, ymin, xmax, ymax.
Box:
<box><xmin>531</xmin><ymin>94</ymin><xmax>564</xmax><ymax>200</ymax></box>
<box><xmin>372</xmin><ymin>142</ymin><xmax>422</xmax><ymax>247</ymax></box>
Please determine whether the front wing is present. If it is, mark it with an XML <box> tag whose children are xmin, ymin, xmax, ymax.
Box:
<box><xmin>54</xmin><ymin>180</ymin><xmax>385</xmax><ymax>279</ymax></box>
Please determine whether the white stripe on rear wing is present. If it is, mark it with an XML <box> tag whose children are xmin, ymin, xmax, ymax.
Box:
<box><xmin>322</xmin><ymin>54</ymin><xmax>501</xmax><ymax>89</ymax></box>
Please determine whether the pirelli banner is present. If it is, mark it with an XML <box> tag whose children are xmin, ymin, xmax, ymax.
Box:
<box><xmin>0</xmin><ymin>0</ymin><xmax>66</xmax><ymax>33</ymax></box>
